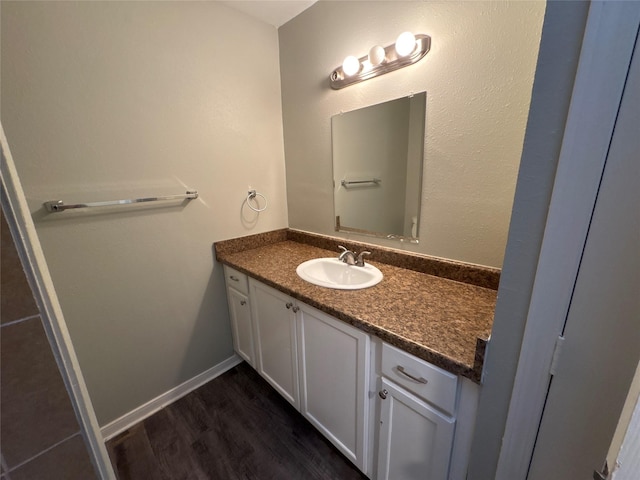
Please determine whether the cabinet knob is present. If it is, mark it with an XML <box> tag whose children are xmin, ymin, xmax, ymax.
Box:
<box><xmin>229</xmin><ymin>275</ymin><xmax>239</xmax><ymax>282</ymax></box>
<box><xmin>240</xmin><ymin>300</ymin><xmax>246</xmax><ymax>306</ymax></box>
<box><xmin>378</xmin><ymin>389</ymin><xmax>388</xmax><ymax>400</ymax></box>
<box><xmin>292</xmin><ymin>306</ymin><xmax>300</xmax><ymax>313</ymax></box>
<box><xmin>285</xmin><ymin>302</ymin><xmax>293</xmax><ymax>309</ymax></box>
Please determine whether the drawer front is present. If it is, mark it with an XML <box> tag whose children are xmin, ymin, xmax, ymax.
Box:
<box><xmin>381</xmin><ymin>343</ymin><xmax>458</xmax><ymax>416</ymax></box>
<box><xmin>224</xmin><ymin>266</ymin><xmax>249</xmax><ymax>295</ymax></box>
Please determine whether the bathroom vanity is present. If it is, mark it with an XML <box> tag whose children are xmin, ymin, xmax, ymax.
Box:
<box><xmin>215</xmin><ymin>229</ymin><xmax>498</xmax><ymax>480</ymax></box>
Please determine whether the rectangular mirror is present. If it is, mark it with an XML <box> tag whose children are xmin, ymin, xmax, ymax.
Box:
<box><xmin>332</xmin><ymin>93</ymin><xmax>426</xmax><ymax>242</ymax></box>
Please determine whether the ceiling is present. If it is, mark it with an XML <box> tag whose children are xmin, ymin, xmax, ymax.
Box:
<box><xmin>220</xmin><ymin>1</ymin><xmax>317</xmax><ymax>28</ymax></box>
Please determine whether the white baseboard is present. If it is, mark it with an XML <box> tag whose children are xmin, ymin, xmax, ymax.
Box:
<box><xmin>101</xmin><ymin>354</ymin><xmax>243</xmax><ymax>441</ymax></box>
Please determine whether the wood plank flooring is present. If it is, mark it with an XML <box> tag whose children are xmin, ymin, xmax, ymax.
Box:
<box><xmin>106</xmin><ymin>362</ymin><xmax>368</xmax><ymax>480</ymax></box>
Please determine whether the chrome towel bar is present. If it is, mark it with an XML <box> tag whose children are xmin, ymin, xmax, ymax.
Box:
<box><xmin>341</xmin><ymin>178</ymin><xmax>381</xmax><ymax>188</ymax></box>
<box><xmin>44</xmin><ymin>190</ymin><xmax>198</xmax><ymax>213</ymax></box>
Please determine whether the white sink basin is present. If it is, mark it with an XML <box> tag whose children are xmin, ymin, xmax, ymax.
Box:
<box><xmin>296</xmin><ymin>258</ymin><xmax>383</xmax><ymax>290</ymax></box>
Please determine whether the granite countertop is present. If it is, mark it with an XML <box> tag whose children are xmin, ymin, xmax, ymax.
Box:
<box><xmin>215</xmin><ymin>230</ymin><xmax>498</xmax><ymax>383</ymax></box>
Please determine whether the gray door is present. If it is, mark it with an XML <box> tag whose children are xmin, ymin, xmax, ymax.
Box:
<box><xmin>527</xmin><ymin>31</ymin><xmax>640</xmax><ymax>480</ymax></box>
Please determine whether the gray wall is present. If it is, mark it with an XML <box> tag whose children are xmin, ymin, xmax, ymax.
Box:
<box><xmin>1</xmin><ymin>1</ymin><xmax>288</xmax><ymax>425</ymax></box>
<box><xmin>468</xmin><ymin>2</ymin><xmax>590</xmax><ymax>478</ymax></box>
<box><xmin>279</xmin><ymin>1</ymin><xmax>545</xmax><ymax>268</ymax></box>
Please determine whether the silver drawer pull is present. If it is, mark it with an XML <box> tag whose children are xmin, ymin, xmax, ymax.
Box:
<box><xmin>379</xmin><ymin>389</ymin><xmax>388</xmax><ymax>400</ymax></box>
<box><xmin>229</xmin><ymin>275</ymin><xmax>240</xmax><ymax>282</ymax></box>
<box><xmin>240</xmin><ymin>300</ymin><xmax>246</xmax><ymax>306</ymax></box>
<box><xmin>397</xmin><ymin>365</ymin><xmax>428</xmax><ymax>384</ymax></box>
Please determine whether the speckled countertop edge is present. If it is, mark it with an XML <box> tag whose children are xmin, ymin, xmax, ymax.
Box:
<box><xmin>215</xmin><ymin>230</ymin><xmax>498</xmax><ymax>383</ymax></box>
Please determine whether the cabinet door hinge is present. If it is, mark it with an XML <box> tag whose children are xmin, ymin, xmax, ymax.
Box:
<box><xmin>549</xmin><ymin>335</ymin><xmax>565</xmax><ymax>376</ymax></box>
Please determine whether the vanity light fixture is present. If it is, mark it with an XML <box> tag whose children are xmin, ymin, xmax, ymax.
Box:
<box><xmin>330</xmin><ymin>32</ymin><xmax>431</xmax><ymax>90</ymax></box>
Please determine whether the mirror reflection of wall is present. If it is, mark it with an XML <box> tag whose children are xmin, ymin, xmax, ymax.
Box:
<box><xmin>332</xmin><ymin>93</ymin><xmax>425</xmax><ymax>241</ymax></box>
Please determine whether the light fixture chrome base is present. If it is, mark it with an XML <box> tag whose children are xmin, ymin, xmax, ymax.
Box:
<box><xmin>330</xmin><ymin>34</ymin><xmax>431</xmax><ymax>90</ymax></box>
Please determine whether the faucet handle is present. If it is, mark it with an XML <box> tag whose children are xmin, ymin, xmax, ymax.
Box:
<box><xmin>356</xmin><ymin>251</ymin><xmax>371</xmax><ymax>266</ymax></box>
<box><xmin>338</xmin><ymin>246</ymin><xmax>357</xmax><ymax>265</ymax></box>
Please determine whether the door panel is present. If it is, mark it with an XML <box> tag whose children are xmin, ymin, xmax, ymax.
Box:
<box><xmin>528</xmin><ymin>33</ymin><xmax>640</xmax><ymax>479</ymax></box>
<box><xmin>297</xmin><ymin>304</ymin><xmax>369</xmax><ymax>470</ymax></box>
<box><xmin>227</xmin><ymin>288</ymin><xmax>255</xmax><ymax>366</ymax></box>
<box><xmin>250</xmin><ymin>280</ymin><xmax>299</xmax><ymax>408</ymax></box>
<box><xmin>377</xmin><ymin>378</ymin><xmax>455</xmax><ymax>480</ymax></box>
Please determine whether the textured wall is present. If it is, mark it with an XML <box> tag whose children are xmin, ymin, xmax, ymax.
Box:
<box><xmin>1</xmin><ymin>1</ymin><xmax>287</xmax><ymax>425</ymax></box>
<box><xmin>280</xmin><ymin>1</ymin><xmax>545</xmax><ymax>267</ymax></box>
<box><xmin>467</xmin><ymin>2</ymin><xmax>590</xmax><ymax>478</ymax></box>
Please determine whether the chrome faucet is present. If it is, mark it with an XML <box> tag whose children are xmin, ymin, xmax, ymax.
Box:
<box><xmin>338</xmin><ymin>246</ymin><xmax>371</xmax><ymax>267</ymax></box>
<box><xmin>338</xmin><ymin>246</ymin><xmax>356</xmax><ymax>265</ymax></box>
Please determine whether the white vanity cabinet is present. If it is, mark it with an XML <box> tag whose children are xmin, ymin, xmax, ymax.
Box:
<box><xmin>250</xmin><ymin>279</ymin><xmax>300</xmax><ymax>408</ymax></box>
<box><xmin>222</xmin><ymin>271</ymin><xmax>479</xmax><ymax>480</ymax></box>
<box><xmin>375</xmin><ymin>343</ymin><xmax>479</xmax><ymax>480</ymax></box>
<box><xmin>377</xmin><ymin>378</ymin><xmax>455</xmax><ymax>480</ymax></box>
<box><xmin>239</xmin><ymin>278</ymin><xmax>370</xmax><ymax>472</ymax></box>
<box><xmin>223</xmin><ymin>266</ymin><xmax>256</xmax><ymax>367</ymax></box>
<box><xmin>297</xmin><ymin>302</ymin><xmax>370</xmax><ymax>471</ymax></box>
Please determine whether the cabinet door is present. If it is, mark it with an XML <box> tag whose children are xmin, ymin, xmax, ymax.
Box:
<box><xmin>377</xmin><ymin>378</ymin><xmax>455</xmax><ymax>480</ymax></box>
<box><xmin>227</xmin><ymin>287</ymin><xmax>255</xmax><ymax>367</ymax></box>
<box><xmin>297</xmin><ymin>304</ymin><xmax>370</xmax><ymax>472</ymax></box>
<box><xmin>250</xmin><ymin>280</ymin><xmax>299</xmax><ymax>408</ymax></box>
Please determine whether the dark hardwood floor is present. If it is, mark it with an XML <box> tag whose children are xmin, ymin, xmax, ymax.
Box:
<box><xmin>106</xmin><ymin>362</ymin><xmax>368</xmax><ymax>480</ymax></box>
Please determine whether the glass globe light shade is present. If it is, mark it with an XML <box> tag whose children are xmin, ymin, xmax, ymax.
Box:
<box><xmin>395</xmin><ymin>32</ymin><xmax>416</xmax><ymax>57</ymax></box>
<box><xmin>342</xmin><ymin>55</ymin><xmax>361</xmax><ymax>76</ymax></box>
<box><xmin>368</xmin><ymin>45</ymin><xmax>386</xmax><ymax>66</ymax></box>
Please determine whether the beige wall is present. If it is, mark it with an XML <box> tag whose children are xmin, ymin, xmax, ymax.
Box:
<box><xmin>1</xmin><ymin>1</ymin><xmax>287</xmax><ymax>425</ymax></box>
<box><xmin>468</xmin><ymin>2</ymin><xmax>589</xmax><ymax>477</ymax></box>
<box><xmin>279</xmin><ymin>1</ymin><xmax>545</xmax><ymax>268</ymax></box>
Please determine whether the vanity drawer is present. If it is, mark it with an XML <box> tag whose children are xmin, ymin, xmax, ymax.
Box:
<box><xmin>381</xmin><ymin>343</ymin><xmax>458</xmax><ymax>416</ymax></box>
<box><xmin>224</xmin><ymin>266</ymin><xmax>249</xmax><ymax>295</ymax></box>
